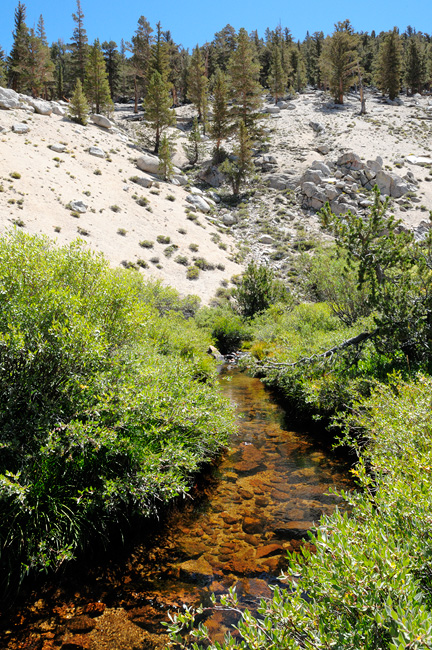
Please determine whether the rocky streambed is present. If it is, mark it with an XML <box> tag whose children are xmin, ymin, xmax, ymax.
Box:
<box><xmin>1</xmin><ymin>367</ymin><xmax>352</xmax><ymax>650</ymax></box>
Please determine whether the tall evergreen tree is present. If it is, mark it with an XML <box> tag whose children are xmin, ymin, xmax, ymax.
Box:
<box><xmin>129</xmin><ymin>16</ymin><xmax>153</xmax><ymax>112</ymax></box>
<box><xmin>50</xmin><ymin>39</ymin><xmax>70</xmax><ymax>99</ymax></box>
<box><xmin>151</xmin><ymin>22</ymin><xmax>170</xmax><ymax>82</ymax></box>
<box><xmin>26</xmin><ymin>27</ymin><xmax>54</xmax><ymax>98</ymax></box>
<box><xmin>320</xmin><ymin>20</ymin><xmax>358</xmax><ymax>104</ymax></box>
<box><xmin>209</xmin><ymin>24</ymin><xmax>236</xmax><ymax>76</ymax></box>
<box><xmin>209</xmin><ymin>68</ymin><xmax>231</xmax><ymax>160</ymax></box>
<box><xmin>289</xmin><ymin>44</ymin><xmax>307</xmax><ymax>92</ymax></box>
<box><xmin>144</xmin><ymin>69</ymin><xmax>175</xmax><ymax>153</ymax></box>
<box><xmin>187</xmin><ymin>45</ymin><xmax>208</xmax><ymax>123</ymax></box>
<box><xmin>84</xmin><ymin>39</ymin><xmax>113</xmax><ymax>114</ymax></box>
<box><xmin>375</xmin><ymin>28</ymin><xmax>402</xmax><ymax>100</ymax></box>
<box><xmin>8</xmin><ymin>2</ymin><xmax>30</xmax><ymax>92</ymax></box>
<box><xmin>267</xmin><ymin>46</ymin><xmax>287</xmax><ymax>103</ymax></box>
<box><xmin>70</xmin><ymin>0</ymin><xmax>88</xmax><ymax>84</ymax></box>
<box><xmin>102</xmin><ymin>41</ymin><xmax>121</xmax><ymax>99</ymax></box>
<box><xmin>228</xmin><ymin>27</ymin><xmax>263</xmax><ymax>132</ymax></box>
<box><xmin>404</xmin><ymin>36</ymin><xmax>427</xmax><ymax>94</ymax></box>
<box><xmin>36</xmin><ymin>14</ymin><xmax>48</xmax><ymax>46</ymax></box>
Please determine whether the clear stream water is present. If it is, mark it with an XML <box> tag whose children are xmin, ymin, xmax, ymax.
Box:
<box><xmin>1</xmin><ymin>367</ymin><xmax>351</xmax><ymax>649</ymax></box>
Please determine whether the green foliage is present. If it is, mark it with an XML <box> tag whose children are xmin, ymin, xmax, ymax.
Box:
<box><xmin>219</xmin><ymin>120</ymin><xmax>253</xmax><ymax>195</ymax></box>
<box><xmin>267</xmin><ymin>45</ymin><xmax>287</xmax><ymax>103</ymax></box>
<box><xmin>196</xmin><ymin>306</ymin><xmax>251</xmax><ymax>354</ymax></box>
<box><xmin>84</xmin><ymin>39</ymin><xmax>113</xmax><ymax>114</ymax></box>
<box><xmin>297</xmin><ymin>245</ymin><xmax>372</xmax><ymax>326</ymax></box>
<box><xmin>167</xmin><ymin>375</ymin><xmax>432</xmax><ymax>649</ymax></box>
<box><xmin>228</xmin><ymin>27</ymin><xmax>263</xmax><ymax>132</ymax></box>
<box><xmin>183</xmin><ymin>117</ymin><xmax>204</xmax><ymax>166</ymax></box>
<box><xmin>68</xmin><ymin>78</ymin><xmax>89</xmax><ymax>125</ymax></box>
<box><xmin>319</xmin><ymin>20</ymin><xmax>358</xmax><ymax>104</ymax></box>
<box><xmin>234</xmin><ymin>260</ymin><xmax>288</xmax><ymax>317</ymax></box>
<box><xmin>144</xmin><ymin>69</ymin><xmax>176</xmax><ymax>154</ymax></box>
<box><xmin>375</xmin><ymin>28</ymin><xmax>402</xmax><ymax>100</ymax></box>
<box><xmin>187</xmin><ymin>45</ymin><xmax>208</xmax><ymax>125</ymax></box>
<box><xmin>404</xmin><ymin>36</ymin><xmax>427</xmax><ymax>95</ymax></box>
<box><xmin>209</xmin><ymin>68</ymin><xmax>231</xmax><ymax>160</ymax></box>
<box><xmin>158</xmin><ymin>133</ymin><xmax>175</xmax><ymax>180</ymax></box>
<box><xmin>0</xmin><ymin>231</ymin><xmax>234</xmax><ymax>602</ymax></box>
<box><xmin>320</xmin><ymin>186</ymin><xmax>432</xmax><ymax>365</ymax></box>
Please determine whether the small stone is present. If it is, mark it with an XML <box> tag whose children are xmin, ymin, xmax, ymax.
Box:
<box><xmin>12</xmin><ymin>123</ymin><xmax>30</xmax><ymax>134</ymax></box>
<box><xmin>89</xmin><ymin>146</ymin><xmax>105</xmax><ymax>158</ymax></box>
<box><xmin>256</xmin><ymin>543</ymin><xmax>284</xmax><ymax>559</ymax></box>
<box><xmin>67</xmin><ymin>616</ymin><xmax>96</xmax><ymax>633</ymax></box>
<box><xmin>50</xmin><ymin>144</ymin><xmax>66</xmax><ymax>153</ymax></box>
<box><xmin>242</xmin><ymin>516</ymin><xmax>263</xmax><ymax>535</ymax></box>
<box><xmin>132</xmin><ymin>174</ymin><xmax>153</xmax><ymax>188</ymax></box>
<box><xmin>69</xmin><ymin>200</ymin><xmax>87</xmax><ymax>213</ymax></box>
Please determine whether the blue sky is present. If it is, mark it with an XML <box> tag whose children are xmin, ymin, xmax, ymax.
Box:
<box><xmin>0</xmin><ymin>0</ymin><xmax>431</xmax><ymax>55</ymax></box>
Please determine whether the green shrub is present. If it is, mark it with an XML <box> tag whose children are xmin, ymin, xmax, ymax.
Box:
<box><xmin>235</xmin><ymin>261</ymin><xmax>289</xmax><ymax>318</ymax></box>
<box><xmin>157</xmin><ymin>235</ymin><xmax>170</xmax><ymax>244</ymax></box>
<box><xmin>186</xmin><ymin>266</ymin><xmax>200</xmax><ymax>280</ymax></box>
<box><xmin>139</xmin><ymin>240</ymin><xmax>154</xmax><ymax>249</ymax></box>
<box><xmin>0</xmin><ymin>231</ymin><xmax>234</xmax><ymax>603</ymax></box>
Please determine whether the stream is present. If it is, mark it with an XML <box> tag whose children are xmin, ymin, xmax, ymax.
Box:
<box><xmin>1</xmin><ymin>367</ymin><xmax>352</xmax><ymax>650</ymax></box>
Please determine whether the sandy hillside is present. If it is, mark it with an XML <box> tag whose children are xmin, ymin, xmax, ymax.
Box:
<box><xmin>0</xmin><ymin>99</ymin><xmax>242</xmax><ymax>304</ymax></box>
<box><xmin>1</xmin><ymin>88</ymin><xmax>432</xmax><ymax>303</ymax></box>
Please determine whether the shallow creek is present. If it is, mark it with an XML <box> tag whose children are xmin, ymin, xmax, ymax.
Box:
<box><xmin>1</xmin><ymin>367</ymin><xmax>352</xmax><ymax>650</ymax></box>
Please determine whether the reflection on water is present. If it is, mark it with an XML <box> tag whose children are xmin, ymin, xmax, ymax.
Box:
<box><xmin>0</xmin><ymin>367</ymin><xmax>352</xmax><ymax>649</ymax></box>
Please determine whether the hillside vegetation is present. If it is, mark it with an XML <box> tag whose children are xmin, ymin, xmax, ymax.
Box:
<box><xmin>0</xmin><ymin>230</ymin><xmax>235</xmax><ymax>602</ymax></box>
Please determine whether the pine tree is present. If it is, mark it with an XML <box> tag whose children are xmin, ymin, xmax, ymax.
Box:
<box><xmin>102</xmin><ymin>41</ymin><xmax>121</xmax><ymax>99</ymax></box>
<box><xmin>70</xmin><ymin>0</ymin><xmax>88</xmax><ymax>84</ymax></box>
<box><xmin>144</xmin><ymin>69</ymin><xmax>175</xmax><ymax>153</ymax></box>
<box><xmin>219</xmin><ymin>120</ymin><xmax>253</xmax><ymax>195</ymax></box>
<box><xmin>26</xmin><ymin>28</ymin><xmax>55</xmax><ymax>98</ymax></box>
<box><xmin>267</xmin><ymin>46</ymin><xmax>287</xmax><ymax>103</ymax></box>
<box><xmin>209</xmin><ymin>68</ymin><xmax>231</xmax><ymax>161</ymax></box>
<box><xmin>289</xmin><ymin>44</ymin><xmax>307</xmax><ymax>92</ymax></box>
<box><xmin>151</xmin><ymin>22</ymin><xmax>170</xmax><ymax>82</ymax></box>
<box><xmin>319</xmin><ymin>21</ymin><xmax>358</xmax><ymax>104</ymax></box>
<box><xmin>183</xmin><ymin>117</ymin><xmax>203</xmax><ymax>166</ymax></box>
<box><xmin>36</xmin><ymin>14</ymin><xmax>47</xmax><ymax>46</ymax></box>
<box><xmin>375</xmin><ymin>28</ymin><xmax>402</xmax><ymax>100</ymax></box>
<box><xmin>84</xmin><ymin>40</ymin><xmax>113</xmax><ymax>114</ymax></box>
<box><xmin>68</xmin><ymin>78</ymin><xmax>89</xmax><ymax>125</ymax></box>
<box><xmin>228</xmin><ymin>27</ymin><xmax>263</xmax><ymax>132</ymax></box>
<box><xmin>129</xmin><ymin>16</ymin><xmax>153</xmax><ymax>113</ymax></box>
<box><xmin>404</xmin><ymin>37</ymin><xmax>426</xmax><ymax>95</ymax></box>
<box><xmin>209</xmin><ymin>24</ymin><xmax>236</xmax><ymax>76</ymax></box>
<box><xmin>8</xmin><ymin>2</ymin><xmax>30</xmax><ymax>92</ymax></box>
<box><xmin>50</xmin><ymin>40</ymin><xmax>69</xmax><ymax>99</ymax></box>
<box><xmin>187</xmin><ymin>45</ymin><xmax>208</xmax><ymax>124</ymax></box>
<box><xmin>158</xmin><ymin>133</ymin><xmax>175</xmax><ymax>180</ymax></box>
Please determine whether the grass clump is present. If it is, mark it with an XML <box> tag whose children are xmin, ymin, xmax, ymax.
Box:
<box><xmin>139</xmin><ymin>240</ymin><xmax>154</xmax><ymax>249</ymax></box>
<box><xmin>157</xmin><ymin>235</ymin><xmax>171</xmax><ymax>244</ymax></box>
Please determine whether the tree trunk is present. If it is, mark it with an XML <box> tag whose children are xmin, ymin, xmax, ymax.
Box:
<box><xmin>134</xmin><ymin>76</ymin><xmax>138</xmax><ymax>114</ymax></box>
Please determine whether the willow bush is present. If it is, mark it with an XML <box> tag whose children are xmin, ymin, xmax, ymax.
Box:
<box><xmin>0</xmin><ymin>231</ymin><xmax>235</xmax><ymax>602</ymax></box>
